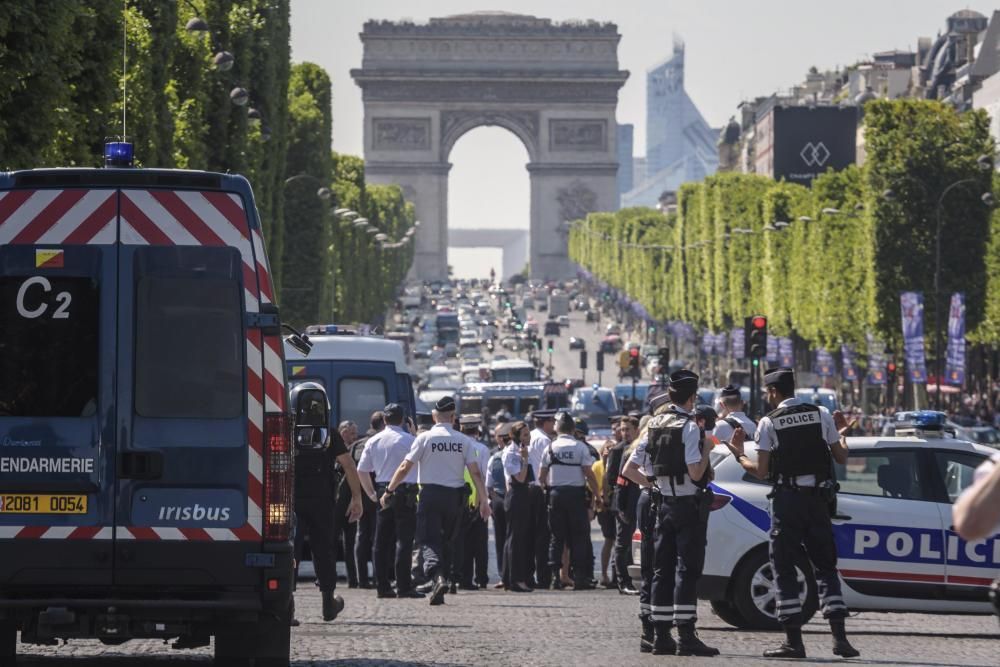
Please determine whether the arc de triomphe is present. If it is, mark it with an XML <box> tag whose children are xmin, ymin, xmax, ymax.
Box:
<box><xmin>351</xmin><ymin>12</ymin><xmax>628</xmax><ymax>281</ymax></box>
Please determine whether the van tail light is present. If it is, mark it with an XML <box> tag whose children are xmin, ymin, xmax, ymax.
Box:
<box><xmin>709</xmin><ymin>493</ymin><xmax>732</xmax><ymax>512</ymax></box>
<box><xmin>263</xmin><ymin>413</ymin><xmax>293</xmax><ymax>541</ymax></box>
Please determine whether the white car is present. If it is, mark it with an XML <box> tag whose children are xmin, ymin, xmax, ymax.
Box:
<box><xmin>631</xmin><ymin>433</ymin><xmax>999</xmax><ymax>630</ymax></box>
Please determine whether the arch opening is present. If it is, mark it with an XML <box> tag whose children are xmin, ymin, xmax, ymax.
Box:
<box><xmin>447</xmin><ymin>126</ymin><xmax>530</xmax><ymax>281</ymax></box>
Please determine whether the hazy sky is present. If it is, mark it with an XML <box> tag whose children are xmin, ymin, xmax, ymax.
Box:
<box><xmin>289</xmin><ymin>1</ymin><xmax>996</xmax><ymax>278</ymax></box>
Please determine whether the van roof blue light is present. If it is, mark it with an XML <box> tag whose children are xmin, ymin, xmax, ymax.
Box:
<box><xmin>104</xmin><ymin>141</ymin><xmax>134</xmax><ymax>168</ymax></box>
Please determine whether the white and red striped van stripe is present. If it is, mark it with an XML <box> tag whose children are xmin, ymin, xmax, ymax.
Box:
<box><xmin>118</xmin><ymin>189</ymin><xmax>267</xmax><ymax>542</ymax></box>
<box><xmin>0</xmin><ymin>189</ymin><xmax>116</xmax><ymax>245</ymax></box>
<box><xmin>0</xmin><ymin>526</ymin><xmax>113</xmax><ymax>540</ymax></box>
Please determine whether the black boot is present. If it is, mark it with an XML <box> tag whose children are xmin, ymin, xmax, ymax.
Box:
<box><xmin>639</xmin><ymin>616</ymin><xmax>655</xmax><ymax>654</ymax></box>
<box><xmin>321</xmin><ymin>591</ymin><xmax>344</xmax><ymax>621</ymax></box>
<box><xmin>429</xmin><ymin>575</ymin><xmax>447</xmax><ymax>606</ymax></box>
<box><xmin>830</xmin><ymin>619</ymin><xmax>860</xmax><ymax>658</ymax></box>
<box><xmin>676</xmin><ymin>622</ymin><xmax>720</xmax><ymax>656</ymax></box>
<box><xmin>763</xmin><ymin>626</ymin><xmax>806</xmax><ymax>659</ymax></box>
<box><xmin>573</xmin><ymin>577</ymin><xmax>595</xmax><ymax>590</ymax></box>
<box><xmin>652</xmin><ymin>622</ymin><xmax>677</xmax><ymax>655</ymax></box>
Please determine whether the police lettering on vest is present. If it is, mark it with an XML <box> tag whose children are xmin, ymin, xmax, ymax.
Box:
<box><xmin>405</xmin><ymin>423</ymin><xmax>477</xmax><ymax>487</ymax></box>
<box><xmin>766</xmin><ymin>403</ymin><xmax>831</xmax><ymax>485</ymax></box>
<box><xmin>542</xmin><ymin>435</ymin><xmax>594</xmax><ymax>487</ymax></box>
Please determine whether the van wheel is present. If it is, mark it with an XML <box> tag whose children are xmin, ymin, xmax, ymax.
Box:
<box><xmin>732</xmin><ymin>547</ymin><xmax>817</xmax><ymax>631</ymax></box>
<box><xmin>215</xmin><ymin>606</ymin><xmax>290</xmax><ymax>667</ymax></box>
<box><xmin>709</xmin><ymin>599</ymin><xmax>747</xmax><ymax>628</ymax></box>
<box><xmin>0</xmin><ymin>621</ymin><xmax>16</xmax><ymax>660</ymax></box>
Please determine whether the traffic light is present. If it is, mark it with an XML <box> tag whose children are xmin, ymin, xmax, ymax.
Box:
<box><xmin>629</xmin><ymin>346</ymin><xmax>641</xmax><ymax>377</ymax></box>
<box><xmin>886</xmin><ymin>361</ymin><xmax>897</xmax><ymax>380</ymax></box>
<box><xmin>596</xmin><ymin>351</ymin><xmax>605</xmax><ymax>372</ymax></box>
<box><xmin>547</xmin><ymin>339</ymin><xmax>554</xmax><ymax>354</ymax></box>
<box><xmin>746</xmin><ymin>315</ymin><xmax>767</xmax><ymax>359</ymax></box>
<box><xmin>535</xmin><ymin>339</ymin><xmax>542</xmax><ymax>351</ymax></box>
<box><xmin>657</xmin><ymin>347</ymin><xmax>670</xmax><ymax>371</ymax></box>
<box><xmin>579</xmin><ymin>349</ymin><xmax>588</xmax><ymax>370</ymax></box>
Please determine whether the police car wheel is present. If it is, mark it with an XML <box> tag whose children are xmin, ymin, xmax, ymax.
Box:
<box><xmin>732</xmin><ymin>547</ymin><xmax>818</xmax><ymax>631</ymax></box>
<box><xmin>0</xmin><ymin>621</ymin><xmax>14</xmax><ymax>659</ymax></box>
<box><xmin>709</xmin><ymin>600</ymin><xmax>746</xmax><ymax>628</ymax></box>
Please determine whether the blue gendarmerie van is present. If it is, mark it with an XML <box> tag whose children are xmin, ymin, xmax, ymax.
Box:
<box><xmin>0</xmin><ymin>143</ymin><xmax>294</xmax><ymax>666</ymax></box>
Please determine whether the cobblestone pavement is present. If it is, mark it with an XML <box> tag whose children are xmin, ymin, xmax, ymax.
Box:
<box><xmin>15</xmin><ymin>583</ymin><xmax>1000</xmax><ymax>666</ymax></box>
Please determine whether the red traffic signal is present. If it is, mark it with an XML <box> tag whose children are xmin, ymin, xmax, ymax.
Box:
<box><xmin>745</xmin><ymin>315</ymin><xmax>768</xmax><ymax>359</ymax></box>
<box><xmin>887</xmin><ymin>362</ymin><xmax>897</xmax><ymax>374</ymax></box>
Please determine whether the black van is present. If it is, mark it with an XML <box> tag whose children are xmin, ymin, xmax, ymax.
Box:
<box><xmin>0</xmin><ymin>150</ymin><xmax>293</xmax><ymax>665</ymax></box>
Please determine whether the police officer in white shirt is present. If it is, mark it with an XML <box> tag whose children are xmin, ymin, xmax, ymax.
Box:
<box><xmin>382</xmin><ymin>396</ymin><xmax>490</xmax><ymax>606</ymax></box>
<box><xmin>527</xmin><ymin>410</ymin><xmax>556</xmax><ymax>586</ymax></box>
<box><xmin>358</xmin><ymin>403</ymin><xmax>423</xmax><ymax>599</ymax></box>
<box><xmin>539</xmin><ymin>412</ymin><xmax>599</xmax><ymax>590</ymax></box>
<box><xmin>620</xmin><ymin>391</ymin><xmax>667</xmax><ymax>654</ymax></box>
<box><xmin>712</xmin><ymin>384</ymin><xmax>756</xmax><ymax>442</ymax></box>
<box><xmin>727</xmin><ymin>367</ymin><xmax>858</xmax><ymax>659</ymax></box>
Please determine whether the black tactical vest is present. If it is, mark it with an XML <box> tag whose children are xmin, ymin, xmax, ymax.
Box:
<box><xmin>647</xmin><ymin>411</ymin><xmax>707</xmax><ymax>491</ymax></box>
<box><xmin>767</xmin><ymin>403</ymin><xmax>831</xmax><ymax>484</ymax></box>
<box><xmin>295</xmin><ymin>445</ymin><xmax>336</xmax><ymax>500</ymax></box>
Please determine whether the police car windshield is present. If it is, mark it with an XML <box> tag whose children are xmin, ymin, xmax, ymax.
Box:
<box><xmin>0</xmin><ymin>275</ymin><xmax>98</xmax><ymax>417</ymax></box>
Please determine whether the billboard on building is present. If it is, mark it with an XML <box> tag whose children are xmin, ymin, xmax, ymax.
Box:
<box><xmin>754</xmin><ymin>103</ymin><xmax>858</xmax><ymax>186</ymax></box>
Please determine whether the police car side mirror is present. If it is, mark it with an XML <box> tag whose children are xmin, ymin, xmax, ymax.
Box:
<box><xmin>282</xmin><ymin>323</ymin><xmax>313</xmax><ymax>357</ymax></box>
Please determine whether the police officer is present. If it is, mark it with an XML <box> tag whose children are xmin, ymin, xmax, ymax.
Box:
<box><xmin>527</xmin><ymin>410</ymin><xmax>557</xmax><ymax>586</ymax></box>
<box><xmin>487</xmin><ymin>422</ymin><xmax>512</xmax><ymax>588</ymax></box>
<box><xmin>502</xmin><ymin>420</ymin><xmax>534</xmax><ymax>592</ymax></box>
<box><xmin>540</xmin><ymin>412</ymin><xmax>600</xmax><ymax>590</ymax></box>
<box><xmin>611</xmin><ymin>416</ymin><xmax>641</xmax><ymax>595</ymax></box>
<box><xmin>713</xmin><ymin>384</ymin><xmax>756</xmax><ymax>443</ymax></box>
<box><xmin>642</xmin><ymin>370</ymin><xmax>718</xmax><ymax>656</ymax></box>
<box><xmin>382</xmin><ymin>396</ymin><xmax>490</xmax><ymax>606</ymax></box>
<box><xmin>726</xmin><ymin>367</ymin><xmax>859</xmax><ymax>659</ymax></box>
<box><xmin>290</xmin><ymin>383</ymin><xmax>363</xmax><ymax>622</ymax></box>
<box><xmin>350</xmin><ymin>412</ymin><xmax>384</xmax><ymax>588</ymax></box>
<box><xmin>357</xmin><ymin>403</ymin><xmax>424</xmax><ymax>599</ymax></box>
<box><xmin>458</xmin><ymin>415</ymin><xmax>491</xmax><ymax>590</ymax></box>
<box><xmin>620</xmin><ymin>397</ymin><xmax>662</xmax><ymax>654</ymax></box>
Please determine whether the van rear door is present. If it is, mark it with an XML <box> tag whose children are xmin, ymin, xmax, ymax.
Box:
<box><xmin>0</xmin><ymin>186</ymin><xmax>118</xmax><ymax>588</ymax></box>
<box><xmin>113</xmin><ymin>188</ymin><xmax>271</xmax><ymax>590</ymax></box>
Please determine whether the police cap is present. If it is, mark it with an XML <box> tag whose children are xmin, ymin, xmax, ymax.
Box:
<box><xmin>459</xmin><ymin>414</ymin><xmax>482</xmax><ymax>427</ymax></box>
<box><xmin>763</xmin><ymin>367</ymin><xmax>794</xmax><ymax>387</ymax></box>
<box><xmin>574</xmin><ymin>419</ymin><xmax>589</xmax><ymax>436</ymax></box>
<box><xmin>531</xmin><ymin>409</ymin><xmax>557</xmax><ymax>423</ymax></box>
<box><xmin>648</xmin><ymin>388</ymin><xmax>671</xmax><ymax>412</ymax></box>
<box><xmin>669</xmin><ymin>369</ymin><xmax>699</xmax><ymax>403</ymax></box>
<box><xmin>435</xmin><ymin>395</ymin><xmax>456</xmax><ymax>412</ymax></box>
<box><xmin>719</xmin><ymin>384</ymin><xmax>741</xmax><ymax>399</ymax></box>
<box><xmin>694</xmin><ymin>404</ymin><xmax>719</xmax><ymax>431</ymax></box>
<box><xmin>383</xmin><ymin>403</ymin><xmax>405</xmax><ymax>420</ymax></box>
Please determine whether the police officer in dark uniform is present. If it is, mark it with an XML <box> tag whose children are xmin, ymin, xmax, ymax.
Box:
<box><xmin>290</xmin><ymin>382</ymin><xmax>363</xmax><ymax>622</ymax></box>
<box><xmin>356</xmin><ymin>403</ymin><xmax>423</xmax><ymax>599</ymax></box>
<box><xmin>502</xmin><ymin>420</ymin><xmax>534</xmax><ymax>592</ymax></box>
<box><xmin>727</xmin><ymin>367</ymin><xmax>859</xmax><ymax>659</ymax></box>
<box><xmin>642</xmin><ymin>370</ymin><xmax>719</xmax><ymax>656</ymax></box>
<box><xmin>381</xmin><ymin>396</ymin><xmax>490</xmax><ymax>606</ymax></box>
<box><xmin>540</xmin><ymin>412</ymin><xmax>600</xmax><ymax>590</ymax></box>
<box><xmin>610</xmin><ymin>415</ymin><xmax>640</xmax><ymax>595</ymax></box>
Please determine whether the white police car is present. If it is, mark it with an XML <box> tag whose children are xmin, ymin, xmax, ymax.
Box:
<box><xmin>631</xmin><ymin>415</ymin><xmax>1000</xmax><ymax>630</ymax></box>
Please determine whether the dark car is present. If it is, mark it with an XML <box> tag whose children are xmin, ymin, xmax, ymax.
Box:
<box><xmin>544</xmin><ymin>321</ymin><xmax>560</xmax><ymax>336</ymax></box>
<box><xmin>569</xmin><ymin>336</ymin><xmax>586</xmax><ymax>350</ymax></box>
